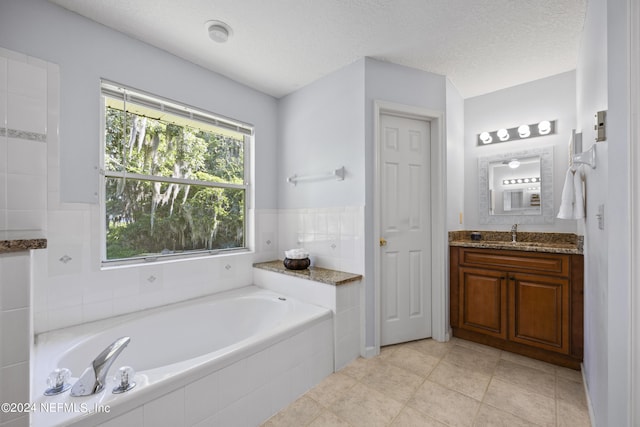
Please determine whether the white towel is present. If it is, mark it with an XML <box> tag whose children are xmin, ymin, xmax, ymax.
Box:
<box><xmin>557</xmin><ymin>168</ymin><xmax>575</xmax><ymax>219</ymax></box>
<box><xmin>573</xmin><ymin>165</ymin><xmax>585</xmax><ymax>219</ymax></box>
<box><xmin>557</xmin><ymin>166</ymin><xmax>585</xmax><ymax>219</ymax></box>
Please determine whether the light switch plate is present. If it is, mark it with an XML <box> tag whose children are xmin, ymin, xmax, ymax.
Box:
<box><xmin>597</xmin><ymin>204</ymin><xmax>605</xmax><ymax>230</ymax></box>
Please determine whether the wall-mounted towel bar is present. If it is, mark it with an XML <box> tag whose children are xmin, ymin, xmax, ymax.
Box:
<box><xmin>573</xmin><ymin>144</ymin><xmax>596</xmax><ymax>169</ymax></box>
<box><xmin>287</xmin><ymin>166</ymin><xmax>345</xmax><ymax>185</ymax></box>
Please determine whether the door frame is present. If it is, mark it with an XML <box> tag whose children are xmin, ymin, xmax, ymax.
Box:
<box><xmin>373</xmin><ymin>100</ymin><xmax>447</xmax><ymax>355</ymax></box>
<box><xmin>629</xmin><ymin>0</ymin><xmax>640</xmax><ymax>424</ymax></box>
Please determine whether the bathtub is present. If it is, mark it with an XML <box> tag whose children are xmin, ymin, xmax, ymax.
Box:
<box><xmin>31</xmin><ymin>286</ymin><xmax>334</xmax><ymax>427</ymax></box>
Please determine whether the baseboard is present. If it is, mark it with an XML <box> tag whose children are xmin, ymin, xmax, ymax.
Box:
<box><xmin>363</xmin><ymin>346</ymin><xmax>379</xmax><ymax>359</ymax></box>
<box><xmin>581</xmin><ymin>363</ymin><xmax>597</xmax><ymax>427</ymax></box>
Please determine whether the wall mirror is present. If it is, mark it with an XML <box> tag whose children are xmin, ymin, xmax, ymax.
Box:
<box><xmin>478</xmin><ymin>146</ymin><xmax>554</xmax><ymax>224</ymax></box>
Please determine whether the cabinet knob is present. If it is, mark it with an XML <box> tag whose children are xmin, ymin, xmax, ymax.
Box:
<box><xmin>380</xmin><ymin>238</ymin><xmax>387</xmax><ymax>247</ymax></box>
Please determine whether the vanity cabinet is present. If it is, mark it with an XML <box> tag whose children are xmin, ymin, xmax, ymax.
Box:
<box><xmin>450</xmin><ymin>246</ymin><xmax>583</xmax><ymax>368</ymax></box>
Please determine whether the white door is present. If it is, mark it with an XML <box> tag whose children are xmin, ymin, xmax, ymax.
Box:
<box><xmin>380</xmin><ymin>113</ymin><xmax>432</xmax><ymax>346</ymax></box>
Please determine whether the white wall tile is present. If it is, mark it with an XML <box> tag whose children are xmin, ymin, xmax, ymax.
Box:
<box><xmin>0</xmin><ymin>138</ymin><xmax>7</xmax><ymax>174</ymax></box>
<box><xmin>192</xmin><ymin>413</ymin><xmax>218</xmax><ymax>427</ymax></box>
<box><xmin>6</xmin><ymin>210</ymin><xmax>45</xmax><ymax>231</ymax></box>
<box><xmin>215</xmin><ymin>396</ymin><xmax>248</xmax><ymax>427</ymax></box>
<box><xmin>268</xmin><ymin>370</ymin><xmax>293</xmax><ymax>416</ymax></box>
<box><xmin>0</xmin><ymin>57</ymin><xmax>7</xmax><ymax>92</ymax></box>
<box><xmin>245</xmin><ymin>384</ymin><xmax>274</xmax><ymax>426</ymax></box>
<box><xmin>7</xmin><ymin>139</ymin><xmax>46</xmax><ymax>176</ymax></box>
<box><xmin>143</xmin><ymin>389</ymin><xmax>185</xmax><ymax>427</ymax></box>
<box><xmin>0</xmin><ymin>362</ymin><xmax>29</xmax><ymax>424</ymax></box>
<box><xmin>47</xmin><ymin>210</ymin><xmax>88</xmax><ymax>242</ymax></box>
<box><xmin>218</xmin><ymin>359</ymin><xmax>249</xmax><ymax>409</ymax></box>
<box><xmin>0</xmin><ymin>414</ymin><xmax>29</xmax><ymax>427</ymax></box>
<box><xmin>0</xmin><ymin>308</ymin><xmax>29</xmax><ymax>366</ymax></box>
<box><xmin>46</xmin><ymin>305</ymin><xmax>82</xmax><ymax>331</ymax></box>
<box><xmin>0</xmin><ymin>253</ymin><xmax>29</xmax><ymax>310</ymax></box>
<box><xmin>98</xmin><ymin>407</ymin><xmax>143</xmax><ymax>427</ymax></box>
<box><xmin>246</xmin><ymin>346</ymin><xmax>273</xmax><ymax>390</ymax></box>
<box><xmin>6</xmin><ymin>173</ymin><xmax>45</xmax><ymax>211</ymax></box>
<box><xmin>184</xmin><ymin>371</ymin><xmax>219</xmax><ymax>426</ymax></box>
<box><xmin>45</xmin><ymin>277</ymin><xmax>82</xmax><ymax>310</ymax></box>
<box><xmin>7</xmin><ymin>60</ymin><xmax>46</xmax><ymax>100</ymax></box>
<box><xmin>0</xmin><ymin>91</ymin><xmax>6</xmax><ymax>130</ymax></box>
<box><xmin>6</xmin><ymin>93</ymin><xmax>46</xmax><ymax>134</ymax></box>
<box><xmin>46</xmin><ymin>243</ymin><xmax>83</xmax><ymax>277</ymax></box>
<box><xmin>81</xmin><ymin>300</ymin><xmax>114</xmax><ymax>324</ymax></box>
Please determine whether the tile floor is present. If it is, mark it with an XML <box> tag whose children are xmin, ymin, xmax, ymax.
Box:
<box><xmin>263</xmin><ymin>337</ymin><xmax>591</xmax><ymax>427</ymax></box>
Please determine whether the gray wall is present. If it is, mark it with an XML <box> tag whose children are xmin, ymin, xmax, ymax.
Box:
<box><xmin>277</xmin><ymin>60</ymin><xmax>365</xmax><ymax>209</ymax></box>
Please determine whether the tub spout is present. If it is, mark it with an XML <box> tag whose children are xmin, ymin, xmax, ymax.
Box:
<box><xmin>70</xmin><ymin>336</ymin><xmax>130</xmax><ymax>396</ymax></box>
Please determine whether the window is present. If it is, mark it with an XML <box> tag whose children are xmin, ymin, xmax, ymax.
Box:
<box><xmin>101</xmin><ymin>81</ymin><xmax>252</xmax><ymax>264</ymax></box>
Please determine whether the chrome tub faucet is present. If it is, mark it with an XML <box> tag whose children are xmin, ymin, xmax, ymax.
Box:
<box><xmin>70</xmin><ymin>336</ymin><xmax>130</xmax><ymax>396</ymax></box>
<box><xmin>511</xmin><ymin>224</ymin><xmax>518</xmax><ymax>243</ymax></box>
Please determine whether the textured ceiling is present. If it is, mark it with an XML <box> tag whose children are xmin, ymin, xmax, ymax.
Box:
<box><xmin>49</xmin><ymin>0</ymin><xmax>586</xmax><ymax>99</ymax></box>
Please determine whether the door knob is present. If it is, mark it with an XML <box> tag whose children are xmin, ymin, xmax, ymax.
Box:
<box><xmin>379</xmin><ymin>238</ymin><xmax>387</xmax><ymax>247</ymax></box>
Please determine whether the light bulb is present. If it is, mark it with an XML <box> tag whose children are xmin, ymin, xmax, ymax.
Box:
<box><xmin>508</xmin><ymin>159</ymin><xmax>520</xmax><ymax>169</ymax></box>
<box><xmin>538</xmin><ymin>120</ymin><xmax>551</xmax><ymax>135</ymax></box>
<box><xmin>479</xmin><ymin>132</ymin><xmax>493</xmax><ymax>144</ymax></box>
<box><xmin>497</xmin><ymin>129</ymin><xmax>510</xmax><ymax>141</ymax></box>
<box><xmin>518</xmin><ymin>124</ymin><xmax>531</xmax><ymax>138</ymax></box>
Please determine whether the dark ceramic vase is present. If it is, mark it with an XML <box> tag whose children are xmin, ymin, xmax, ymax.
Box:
<box><xmin>283</xmin><ymin>257</ymin><xmax>310</xmax><ymax>270</ymax></box>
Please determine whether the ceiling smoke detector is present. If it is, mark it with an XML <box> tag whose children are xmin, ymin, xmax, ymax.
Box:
<box><xmin>206</xmin><ymin>20</ymin><xmax>232</xmax><ymax>43</ymax></box>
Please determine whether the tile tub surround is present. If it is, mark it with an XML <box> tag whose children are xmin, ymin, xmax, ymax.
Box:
<box><xmin>254</xmin><ymin>263</ymin><xmax>362</xmax><ymax>371</ymax></box>
<box><xmin>264</xmin><ymin>337</ymin><xmax>592</xmax><ymax>427</ymax></box>
<box><xmin>449</xmin><ymin>230</ymin><xmax>584</xmax><ymax>254</ymax></box>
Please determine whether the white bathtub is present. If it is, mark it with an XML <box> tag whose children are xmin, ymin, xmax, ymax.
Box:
<box><xmin>32</xmin><ymin>286</ymin><xmax>334</xmax><ymax>427</ymax></box>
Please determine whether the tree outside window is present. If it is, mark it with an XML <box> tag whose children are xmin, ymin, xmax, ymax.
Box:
<box><xmin>102</xmin><ymin>82</ymin><xmax>250</xmax><ymax>263</ymax></box>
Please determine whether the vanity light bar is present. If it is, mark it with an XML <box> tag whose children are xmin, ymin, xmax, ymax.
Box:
<box><xmin>478</xmin><ymin>120</ymin><xmax>556</xmax><ymax>146</ymax></box>
<box><xmin>502</xmin><ymin>177</ymin><xmax>541</xmax><ymax>185</ymax></box>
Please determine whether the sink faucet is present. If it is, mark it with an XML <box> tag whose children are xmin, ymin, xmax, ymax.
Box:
<box><xmin>70</xmin><ymin>336</ymin><xmax>130</xmax><ymax>396</ymax></box>
<box><xmin>511</xmin><ymin>224</ymin><xmax>518</xmax><ymax>243</ymax></box>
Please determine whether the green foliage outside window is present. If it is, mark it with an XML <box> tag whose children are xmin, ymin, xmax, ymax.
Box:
<box><xmin>104</xmin><ymin>102</ymin><xmax>246</xmax><ymax>261</ymax></box>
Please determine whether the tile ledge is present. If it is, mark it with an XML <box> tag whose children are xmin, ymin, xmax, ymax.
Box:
<box><xmin>0</xmin><ymin>230</ymin><xmax>47</xmax><ymax>253</ymax></box>
<box><xmin>253</xmin><ymin>260</ymin><xmax>362</xmax><ymax>286</ymax></box>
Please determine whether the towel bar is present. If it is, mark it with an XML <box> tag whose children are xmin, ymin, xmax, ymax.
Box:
<box><xmin>572</xmin><ymin>145</ymin><xmax>596</xmax><ymax>169</ymax></box>
<box><xmin>287</xmin><ymin>166</ymin><xmax>345</xmax><ymax>185</ymax></box>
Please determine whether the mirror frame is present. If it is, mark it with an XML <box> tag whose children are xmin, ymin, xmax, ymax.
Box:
<box><xmin>478</xmin><ymin>145</ymin><xmax>554</xmax><ymax>225</ymax></box>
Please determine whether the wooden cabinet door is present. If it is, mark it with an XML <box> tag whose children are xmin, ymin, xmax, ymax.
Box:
<box><xmin>508</xmin><ymin>273</ymin><xmax>570</xmax><ymax>354</ymax></box>
<box><xmin>459</xmin><ymin>267</ymin><xmax>507</xmax><ymax>339</ymax></box>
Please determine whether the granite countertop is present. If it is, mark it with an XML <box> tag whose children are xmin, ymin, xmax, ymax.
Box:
<box><xmin>253</xmin><ymin>260</ymin><xmax>363</xmax><ymax>286</ymax></box>
<box><xmin>0</xmin><ymin>230</ymin><xmax>47</xmax><ymax>253</ymax></box>
<box><xmin>449</xmin><ymin>231</ymin><xmax>583</xmax><ymax>255</ymax></box>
